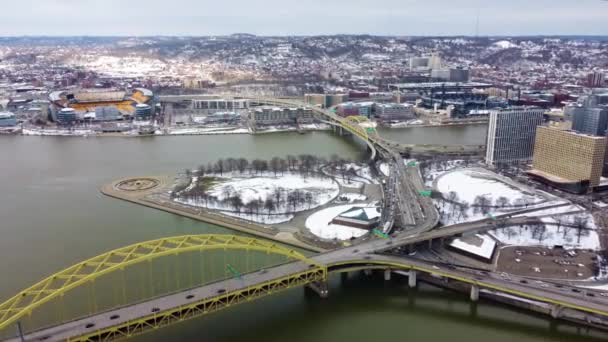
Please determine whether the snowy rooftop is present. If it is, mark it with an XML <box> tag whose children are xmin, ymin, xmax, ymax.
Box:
<box><xmin>338</xmin><ymin>207</ymin><xmax>381</xmax><ymax>222</ymax></box>
<box><xmin>449</xmin><ymin>234</ymin><xmax>496</xmax><ymax>261</ymax></box>
<box><xmin>0</xmin><ymin>112</ymin><xmax>15</xmax><ymax>119</ymax></box>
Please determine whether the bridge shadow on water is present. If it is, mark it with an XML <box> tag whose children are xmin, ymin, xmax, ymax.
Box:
<box><xmin>131</xmin><ymin>272</ymin><xmax>608</xmax><ymax>342</ymax></box>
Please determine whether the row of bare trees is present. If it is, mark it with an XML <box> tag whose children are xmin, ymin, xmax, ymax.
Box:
<box><xmin>184</xmin><ymin>154</ymin><xmax>356</xmax><ymax>178</ymax></box>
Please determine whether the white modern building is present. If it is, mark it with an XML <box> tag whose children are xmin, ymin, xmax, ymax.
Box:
<box><xmin>0</xmin><ymin>112</ymin><xmax>17</xmax><ymax>127</ymax></box>
<box><xmin>485</xmin><ymin>107</ymin><xmax>545</xmax><ymax>166</ymax></box>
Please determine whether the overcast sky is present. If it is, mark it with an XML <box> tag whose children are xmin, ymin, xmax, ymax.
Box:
<box><xmin>0</xmin><ymin>0</ymin><xmax>607</xmax><ymax>36</ymax></box>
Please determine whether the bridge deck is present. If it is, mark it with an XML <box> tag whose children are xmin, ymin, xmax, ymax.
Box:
<box><xmin>11</xmin><ymin>233</ymin><xmax>608</xmax><ymax>342</ymax></box>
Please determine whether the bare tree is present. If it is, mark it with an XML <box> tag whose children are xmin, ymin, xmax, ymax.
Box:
<box><xmin>270</xmin><ymin>157</ymin><xmax>282</xmax><ymax>176</ymax></box>
<box><xmin>264</xmin><ymin>198</ymin><xmax>276</xmax><ymax>214</ymax></box>
<box><xmin>457</xmin><ymin>201</ymin><xmax>470</xmax><ymax>220</ymax></box>
<box><xmin>287</xmin><ymin>155</ymin><xmax>298</xmax><ymax>171</ymax></box>
<box><xmin>496</xmin><ymin>196</ymin><xmax>510</xmax><ymax>208</ymax></box>
<box><xmin>273</xmin><ymin>187</ymin><xmax>284</xmax><ymax>208</ymax></box>
<box><xmin>216</xmin><ymin>159</ymin><xmax>225</xmax><ymax>176</ymax></box>
<box><xmin>305</xmin><ymin>192</ymin><xmax>314</xmax><ymax>209</ymax></box>
<box><xmin>553</xmin><ymin>216</ymin><xmax>564</xmax><ymax>233</ymax></box>
<box><xmin>346</xmin><ymin>167</ymin><xmax>357</xmax><ymax>183</ymax></box>
<box><xmin>573</xmin><ymin>216</ymin><xmax>590</xmax><ymax>244</ymax></box>
<box><xmin>287</xmin><ymin>192</ymin><xmax>298</xmax><ymax>212</ymax></box>
<box><xmin>473</xmin><ymin>195</ymin><xmax>492</xmax><ymax>215</ymax></box>
<box><xmin>229</xmin><ymin>195</ymin><xmax>244</xmax><ymax>213</ymax></box>
<box><xmin>237</xmin><ymin>158</ymin><xmax>249</xmax><ymax>173</ymax></box>
<box><xmin>531</xmin><ymin>223</ymin><xmax>547</xmax><ymax>243</ymax></box>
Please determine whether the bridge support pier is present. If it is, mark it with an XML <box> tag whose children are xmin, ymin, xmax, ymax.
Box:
<box><xmin>340</xmin><ymin>272</ymin><xmax>348</xmax><ymax>284</ymax></box>
<box><xmin>470</xmin><ymin>285</ymin><xmax>479</xmax><ymax>302</ymax></box>
<box><xmin>384</xmin><ymin>269</ymin><xmax>392</xmax><ymax>281</ymax></box>
<box><xmin>364</xmin><ymin>269</ymin><xmax>373</xmax><ymax>277</ymax></box>
<box><xmin>551</xmin><ymin>305</ymin><xmax>562</xmax><ymax>319</ymax></box>
<box><xmin>307</xmin><ymin>281</ymin><xmax>329</xmax><ymax>299</ymax></box>
<box><xmin>408</xmin><ymin>270</ymin><xmax>417</xmax><ymax>288</ymax></box>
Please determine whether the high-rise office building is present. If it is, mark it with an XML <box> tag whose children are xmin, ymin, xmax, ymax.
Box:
<box><xmin>571</xmin><ymin>106</ymin><xmax>608</xmax><ymax>136</ymax></box>
<box><xmin>587</xmin><ymin>71</ymin><xmax>606</xmax><ymax>88</ymax></box>
<box><xmin>528</xmin><ymin>127</ymin><xmax>606</xmax><ymax>193</ymax></box>
<box><xmin>485</xmin><ymin>107</ymin><xmax>545</xmax><ymax>165</ymax></box>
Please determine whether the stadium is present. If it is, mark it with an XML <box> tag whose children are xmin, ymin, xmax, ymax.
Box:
<box><xmin>48</xmin><ymin>88</ymin><xmax>154</xmax><ymax>123</ymax></box>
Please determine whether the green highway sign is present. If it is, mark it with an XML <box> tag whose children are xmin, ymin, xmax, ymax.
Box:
<box><xmin>226</xmin><ymin>264</ymin><xmax>242</xmax><ymax>279</ymax></box>
<box><xmin>407</xmin><ymin>161</ymin><xmax>418</xmax><ymax>167</ymax></box>
<box><xmin>419</xmin><ymin>190</ymin><xmax>432</xmax><ymax>197</ymax></box>
<box><xmin>372</xmin><ymin>229</ymin><xmax>389</xmax><ymax>239</ymax></box>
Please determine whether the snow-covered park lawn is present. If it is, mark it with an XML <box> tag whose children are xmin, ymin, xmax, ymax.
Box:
<box><xmin>175</xmin><ymin>172</ymin><xmax>339</xmax><ymax>224</ymax></box>
<box><xmin>305</xmin><ymin>204</ymin><xmax>378</xmax><ymax>240</ymax></box>
<box><xmin>436</xmin><ymin>169</ymin><xmax>544</xmax><ymax>206</ymax></box>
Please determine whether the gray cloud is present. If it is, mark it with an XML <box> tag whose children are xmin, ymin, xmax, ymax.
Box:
<box><xmin>0</xmin><ymin>0</ymin><xmax>606</xmax><ymax>36</ymax></box>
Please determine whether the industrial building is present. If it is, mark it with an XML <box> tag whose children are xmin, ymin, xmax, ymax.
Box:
<box><xmin>190</xmin><ymin>99</ymin><xmax>249</xmax><ymax>113</ymax></box>
<box><xmin>409</xmin><ymin>54</ymin><xmax>442</xmax><ymax>71</ymax></box>
<box><xmin>203</xmin><ymin>112</ymin><xmax>241</xmax><ymax>125</ymax></box>
<box><xmin>431</xmin><ymin>67</ymin><xmax>470</xmax><ymax>82</ymax></box>
<box><xmin>528</xmin><ymin>127</ymin><xmax>606</xmax><ymax>193</ymax></box>
<box><xmin>336</xmin><ymin>102</ymin><xmax>373</xmax><ymax>118</ymax></box>
<box><xmin>485</xmin><ymin>107</ymin><xmax>545</xmax><ymax>166</ymax></box>
<box><xmin>375</xmin><ymin>103</ymin><xmax>415</xmax><ymax>122</ymax></box>
<box><xmin>249</xmin><ymin>107</ymin><xmax>314</xmax><ymax>127</ymax></box>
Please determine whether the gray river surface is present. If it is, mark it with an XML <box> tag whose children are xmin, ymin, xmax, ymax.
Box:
<box><xmin>1</xmin><ymin>126</ymin><xmax>607</xmax><ymax>342</ymax></box>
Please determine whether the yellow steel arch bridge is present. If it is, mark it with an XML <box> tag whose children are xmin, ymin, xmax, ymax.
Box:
<box><xmin>2</xmin><ymin>234</ymin><xmax>608</xmax><ymax>341</ymax></box>
<box><xmin>0</xmin><ymin>235</ymin><xmax>326</xmax><ymax>341</ymax></box>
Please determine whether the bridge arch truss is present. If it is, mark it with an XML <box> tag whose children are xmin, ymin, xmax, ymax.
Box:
<box><xmin>0</xmin><ymin>235</ymin><xmax>323</xmax><ymax>334</ymax></box>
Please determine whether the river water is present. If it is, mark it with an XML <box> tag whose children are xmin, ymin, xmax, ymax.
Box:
<box><xmin>0</xmin><ymin>126</ymin><xmax>606</xmax><ymax>342</ymax></box>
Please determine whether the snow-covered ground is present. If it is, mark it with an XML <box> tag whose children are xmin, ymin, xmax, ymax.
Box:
<box><xmin>426</xmin><ymin>162</ymin><xmax>601</xmax><ymax>250</ymax></box>
<box><xmin>422</xmin><ymin>159</ymin><xmax>479</xmax><ymax>187</ymax></box>
<box><xmin>176</xmin><ymin>172</ymin><xmax>339</xmax><ymax>224</ymax></box>
<box><xmin>449</xmin><ymin>234</ymin><xmax>496</xmax><ymax>260</ymax></box>
<box><xmin>22</xmin><ymin>128</ymin><xmax>97</xmax><ymax>136</ymax></box>
<box><xmin>256</xmin><ymin>123</ymin><xmax>331</xmax><ymax>133</ymax></box>
<box><xmin>379</xmin><ymin>163</ymin><xmax>390</xmax><ymax>177</ymax></box>
<box><xmin>305</xmin><ymin>204</ymin><xmax>377</xmax><ymax>240</ymax></box>
<box><xmin>168</xmin><ymin>127</ymin><xmax>249</xmax><ymax>135</ymax></box>
<box><xmin>436</xmin><ymin>169</ymin><xmax>544</xmax><ymax>206</ymax></box>
<box><xmin>488</xmin><ymin>224</ymin><xmax>600</xmax><ymax>250</ymax></box>
<box><xmin>493</xmin><ymin>201</ymin><xmax>601</xmax><ymax>249</ymax></box>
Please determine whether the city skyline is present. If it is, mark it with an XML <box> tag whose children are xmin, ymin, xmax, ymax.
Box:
<box><xmin>0</xmin><ymin>0</ymin><xmax>607</xmax><ymax>36</ymax></box>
